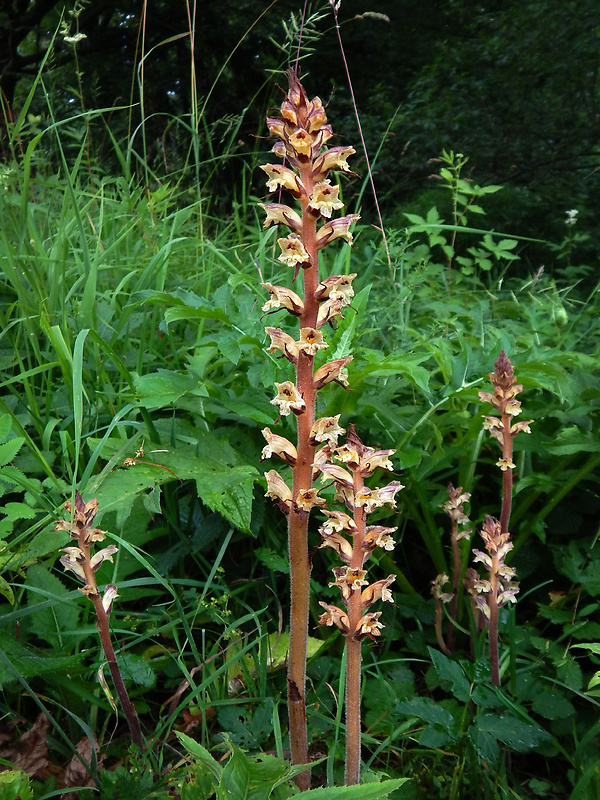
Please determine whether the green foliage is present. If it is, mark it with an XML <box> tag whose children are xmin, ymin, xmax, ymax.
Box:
<box><xmin>0</xmin><ymin>21</ymin><xmax>599</xmax><ymax>796</ymax></box>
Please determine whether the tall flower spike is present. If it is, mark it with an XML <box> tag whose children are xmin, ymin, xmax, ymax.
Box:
<box><xmin>259</xmin><ymin>71</ymin><xmax>360</xmax><ymax>791</ymax></box>
<box><xmin>476</xmin><ymin>351</ymin><xmax>529</xmax><ymax>685</ymax></box>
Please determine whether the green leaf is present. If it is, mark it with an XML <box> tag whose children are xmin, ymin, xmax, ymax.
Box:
<box><xmin>25</xmin><ymin>564</ymin><xmax>82</xmax><ymax>651</ymax></box>
<box><xmin>89</xmin><ymin>431</ymin><xmax>258</xmax><ymax>532</ymax></box>
<box><xmin>0</xmin><ymin>770</ymin><xmax>33</xmax><ymax>800</ymax></box>
<box><xmin>301</xmin><ymin>779</ymin><xmax>409</xmax><ymax>798</ymax></box>
<box><xmin>469</xmin><ymin>721</ymin><xmax>500</xmax><ymax>765</ymax></box>
<box><xmin>117</xmin><ymin>652</ymin><xmax>156</xmax><ymax>688</ymax></box>
<box><xmin>134</xmin><ymin>369</ymin><xmax>200</xmax><ymax>410</ymax></box>
<box><xmin>571</xmin><ymin>643</ymin><xmax>600</xmax><ymax>655</ymax></box>
<box><xmin>396</xmin><ymin>697</ymin><xmax>458</xmax><ymax>747</ymax></box>
<box><xmin>0</xmin><ymin>574</ymin><xmax>14</xmax><ymax>604</ymax></box>
<box><xmin>547</xmin><ymin>426</ymin><xmax>600</xmax><ymax>455</ymax></box>
<box><xmin>217</xmin><ymin>745</ymin><xmax>251</xmax><ymax>800</ymax></box>
<box><xmin>0</xmin><ymin>437</ymin><xmax>25</xmax><ymax>466</ymax></box>
<box><xmin>176</xmin><ymin>732</ymin><xmax>223</xmax><ymax>783</ymax></box>
<box><xmin>428</xmin><ymin>647</ymin><xmax>472</xmax><ymax>702</ymax></box>
<box><xmin>0</xmin><ymin>632</ymin><xmax>82</xmax><ymax>688</ymax></box>
<box><xmin>475</xmin><ymin>713</ymin><xmax>552</xmax><ymax>751</ymax></box>
<box><xmin>531</xmin><ymin>691</ymin><xmax>575</xmax><ymax>720</ymax></box>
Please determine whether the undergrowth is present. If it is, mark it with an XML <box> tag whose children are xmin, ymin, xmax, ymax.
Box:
<box><xmin>0</xmin><ymin>10</ymin><xmax>599</xmax><ymax>800</ymax></box>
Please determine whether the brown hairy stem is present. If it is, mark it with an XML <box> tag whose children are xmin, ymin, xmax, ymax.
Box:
<box><xmin>344</xmin><ymin>473</ymin><xmax>366</xmax><ymax>786</ymax></box>
<box><xmin>88</xmin><ymin>590</ymin><xmax>144</xmax><ymax>749</ymax></box>
<box><xmin>285</xmin><ymin>127</ymin><xmax>320</xmax><ymax>792</ymax></box>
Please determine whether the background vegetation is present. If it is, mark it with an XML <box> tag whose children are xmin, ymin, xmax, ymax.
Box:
<box><xmin>0</xmin><ymin>0</ymin><xmax>599</xmax><ymax>797</ymax></box>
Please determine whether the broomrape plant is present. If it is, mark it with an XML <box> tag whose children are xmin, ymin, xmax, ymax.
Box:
<box><xmin>472</xmin><ymin>350</ymin><xmax>531</xmax><ymax>685</ymax></box>
<box><xmin>259</xmin><ymin>71</ymin><xmax>401</xmax><ymax>788</ymax></box>
<box><xmin>56</xmin><ymin>491</ymin><xmax>144</xmax><ymax>749</ymax></box>
<box><xmin>433</xmin><ymin>353</ymin><xmax>530</xmax><ymax>683</ymax></box>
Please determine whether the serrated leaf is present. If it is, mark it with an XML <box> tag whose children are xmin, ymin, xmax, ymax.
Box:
<box><xmin>301</xmin><ymin>779</ymin><xmax>409</xmax><ymax>798</ymax></box>
<box><xmin>0</xmin><ymin>438</ymin><xmax>25</xmax><ymax>466</ymax></box>
<box><xmin>134</xmin><ymin>370</ymin><xmax>199</xmax><ymax>409</ymax></box>
<box><xmin>217</xmin><ymin>746</ymin><xmax>250</xmax><ymax>800</ymax></box>
<box><xmin>1</xmin><ymin>502</ymin><xmax>36</xmax><ymax>520</ymax></box>
<box><xmin>469</xmin><ymin>721</ymin><xmax>500</xmax><ymax>764</ymax></box>
<box><xmin>396</xmin><ymin>697</ymin><xmax>458</xmax><ymax>746</ymax></box>
<box><xmin>475</xmin><ymin>713</ymin><xmax>552</xmax><ymax>751</ymax></box>
<box><xmin>0</xmin><ymin>632</ymin><xmax>82</xmax><ymax>688</ymax></box>
<box><xmin>532</xmin><ymin>691</ymin><xmax>575</xmax><ymax>720</ymax></box>
<box><xmin>91</xmin><ymin>447</ymin><xmax>257</xmax><ymax>533</ymax></box>
<box><xmin>428</xmin><ymin>647</ymin><xmax>472</xmax><ymax>702</ymax></box>
<box><xmin>117</xmin><ymin>652</ymin><xmax>156</xmax><ymax>688</ymax></box>
<box><xmin>178</xmin><ymin>733</ymin><xmax>222</xmax><ymax>799</ymax></box>
<box><xmin>0</xmin><ymin>770</ymin><xmax>33</xmax><ymax>800</ymax></box>
<box><xmin>25</xmin><ymin>564</ymin><xmax>81</xmax><ymax>651</ymax></box>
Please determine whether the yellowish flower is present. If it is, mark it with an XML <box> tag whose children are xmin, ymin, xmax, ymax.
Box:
<box><xmin>277</xmin><ymin>234</ymin><xmax>309</xmax><ymax>268</ymax></box>
<box><xmin>309</xmin><ymin>415</ymin><xmax>345</xmax><ymax>446</ymax></box>
<box><xmin>271</xmin><ymin>381</ymin><xmax>306</xmax><ymax>416</ymax></box>
<box><xmin>298</xmin><ymin>327</ymin><xmax>328</xmax><ymax>356</ymax></box>
<box><xmin>308</xmin><ymin>180</ymin><xmax>344</xmax><ymax>218</ymax></box>
<box><xmin>261</xmin><ymin>203</ymin><xmax>303</xmax><ymax>233</ymax></box>
<box><xmin>260</xmin><ymin>164</ymin><xmax>302</xmax><ymax>195</ymax></box>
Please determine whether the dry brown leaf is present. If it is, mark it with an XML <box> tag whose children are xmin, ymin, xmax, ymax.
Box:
<box><xmin>60</xmin><ymin>734</ymin><xmax>105</xmax><ymax>799</ymax></box>
<box><xmin>0</xmin><ymin>713</ymin><xmax>50</xmax><ymax>778</ymax></box>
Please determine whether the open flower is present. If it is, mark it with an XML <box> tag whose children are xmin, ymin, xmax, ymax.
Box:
<box><xmin>354</xmin><ymin>612</ymin><xmax>384</xmax><ymax>640</ymax></box>
<box><xmin>312</xmin><ymin>146</ymin><xmax>356</xmax><ymax>180</ymax></box>
<box><xmin>271</xmin><ymin>381</ymin><xmax>306</xmax><ymax>415</ymax></box>
<box><xmin>363</xmin><ymin>526</ymin><xmax>397</xmax><ymax>553</ymax></box>
<box><xmin>309</xmin><ymin>415</ymin><xmax>345</xmax><ymax>446</ymax></box>
<box><xmin>296</xmin><ymin>488</ymin><xmax>327</xmax><ymax>512</ymax></box>
<box><xmin>298</xmin><ymin>327</ymin><xmax>328</xmax><ymax>356</ymax></box>
<box><xmin>277</xmin><ymin>234</ymin><xmax>310</xmax><ymax>268</ymax></box>
<box><xmin>329</xmin><ymin>566</ymin><xmax>368</xmax><ymax>600</ymax></box>
<box><xmin>261</xmin><ymin>203</ymin><xmax>303</xmax><ymax>233</ymax></box>
<box><xmin>315</xmin><ymin>273</ymin><xmax>357</xmax><ymax>305</ymax></box>
<box><xmin>316</xmin><ymin>215</ymin><xmax>360</xmax><ymax>249</ymax></box>
<box><xmin>361</xmin><ymin>575</ymin><xmax>395</xmax><ymax>608</ymax></box>
<box><xmin>308</xmin><ymin>180</ymin><xmax>344</xmax><ymax>218</ymax></box>
<box><xmin>319</xmin><ymin>509</ymin><xmax>358</xmax><ymax>535</ymax></box>
<box><xmin>260</xmin><ymin>165</ymin><xmax>303</xmax><ymax>196</ymax></box>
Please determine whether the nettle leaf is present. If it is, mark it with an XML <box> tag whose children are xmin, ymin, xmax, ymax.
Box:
<box><xmin>178</xmin><ymin>733</ymin><xmax>222</xmax><ymax>799</ymax></box>
<box><xmin>396</xmin><ymin>697</ymin><xmax>459</xmax><ymax>747</ymax></box>
<box><xmin>546</xmin><ymin>425</ymin><xmax>600</xmax><ymax>456</ymax></box>
<box><xmin>469</xmin><ymin>720</ymin><xmax>500</xmax><ymax>765</ymax></box>
<box><xmin>0</xmin><ymin>437</ymin><xmax>25</xmax><ymax>466</ymax></box>
<box><xmin>532</xmin><ymin>690</ymin><xmax>575</xmax><ymax>720</ymax></box>
<box><xmin>0</xmin><ymin>631</ymin><xmax>82</xmax><ymax>688</ymax></box>
<box><xmin>556</xmin><ymin>657</ymin><xmax>583</xmax><ymax>692</ymax></box>
<box><xmin>474</xmin><ymin>713</ymin><xmax>552</xmax><ymax>752</ymax></box>
<box><xmin>89</xmin><ymin>430</ymin><xmax>258</xmax><ymax>532</ymax></box>
<box><xmin>25</xmin><ymin>564</ymin><xmax>81</xmax><ymax>652</ymax></box>
<box><xmin>117</xmin><ymin>652</ymin><xmax>156</xmax><ymax>688</ymax></box>
<box><xmin>134</xmin><ymin>369</ymin><xmax>203</xmax><ymax>410</ymax></box>
<box><xmin>428</xmin><ymin>647</ymin><xmax>472</xmax><ymax>702</ymax></box>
